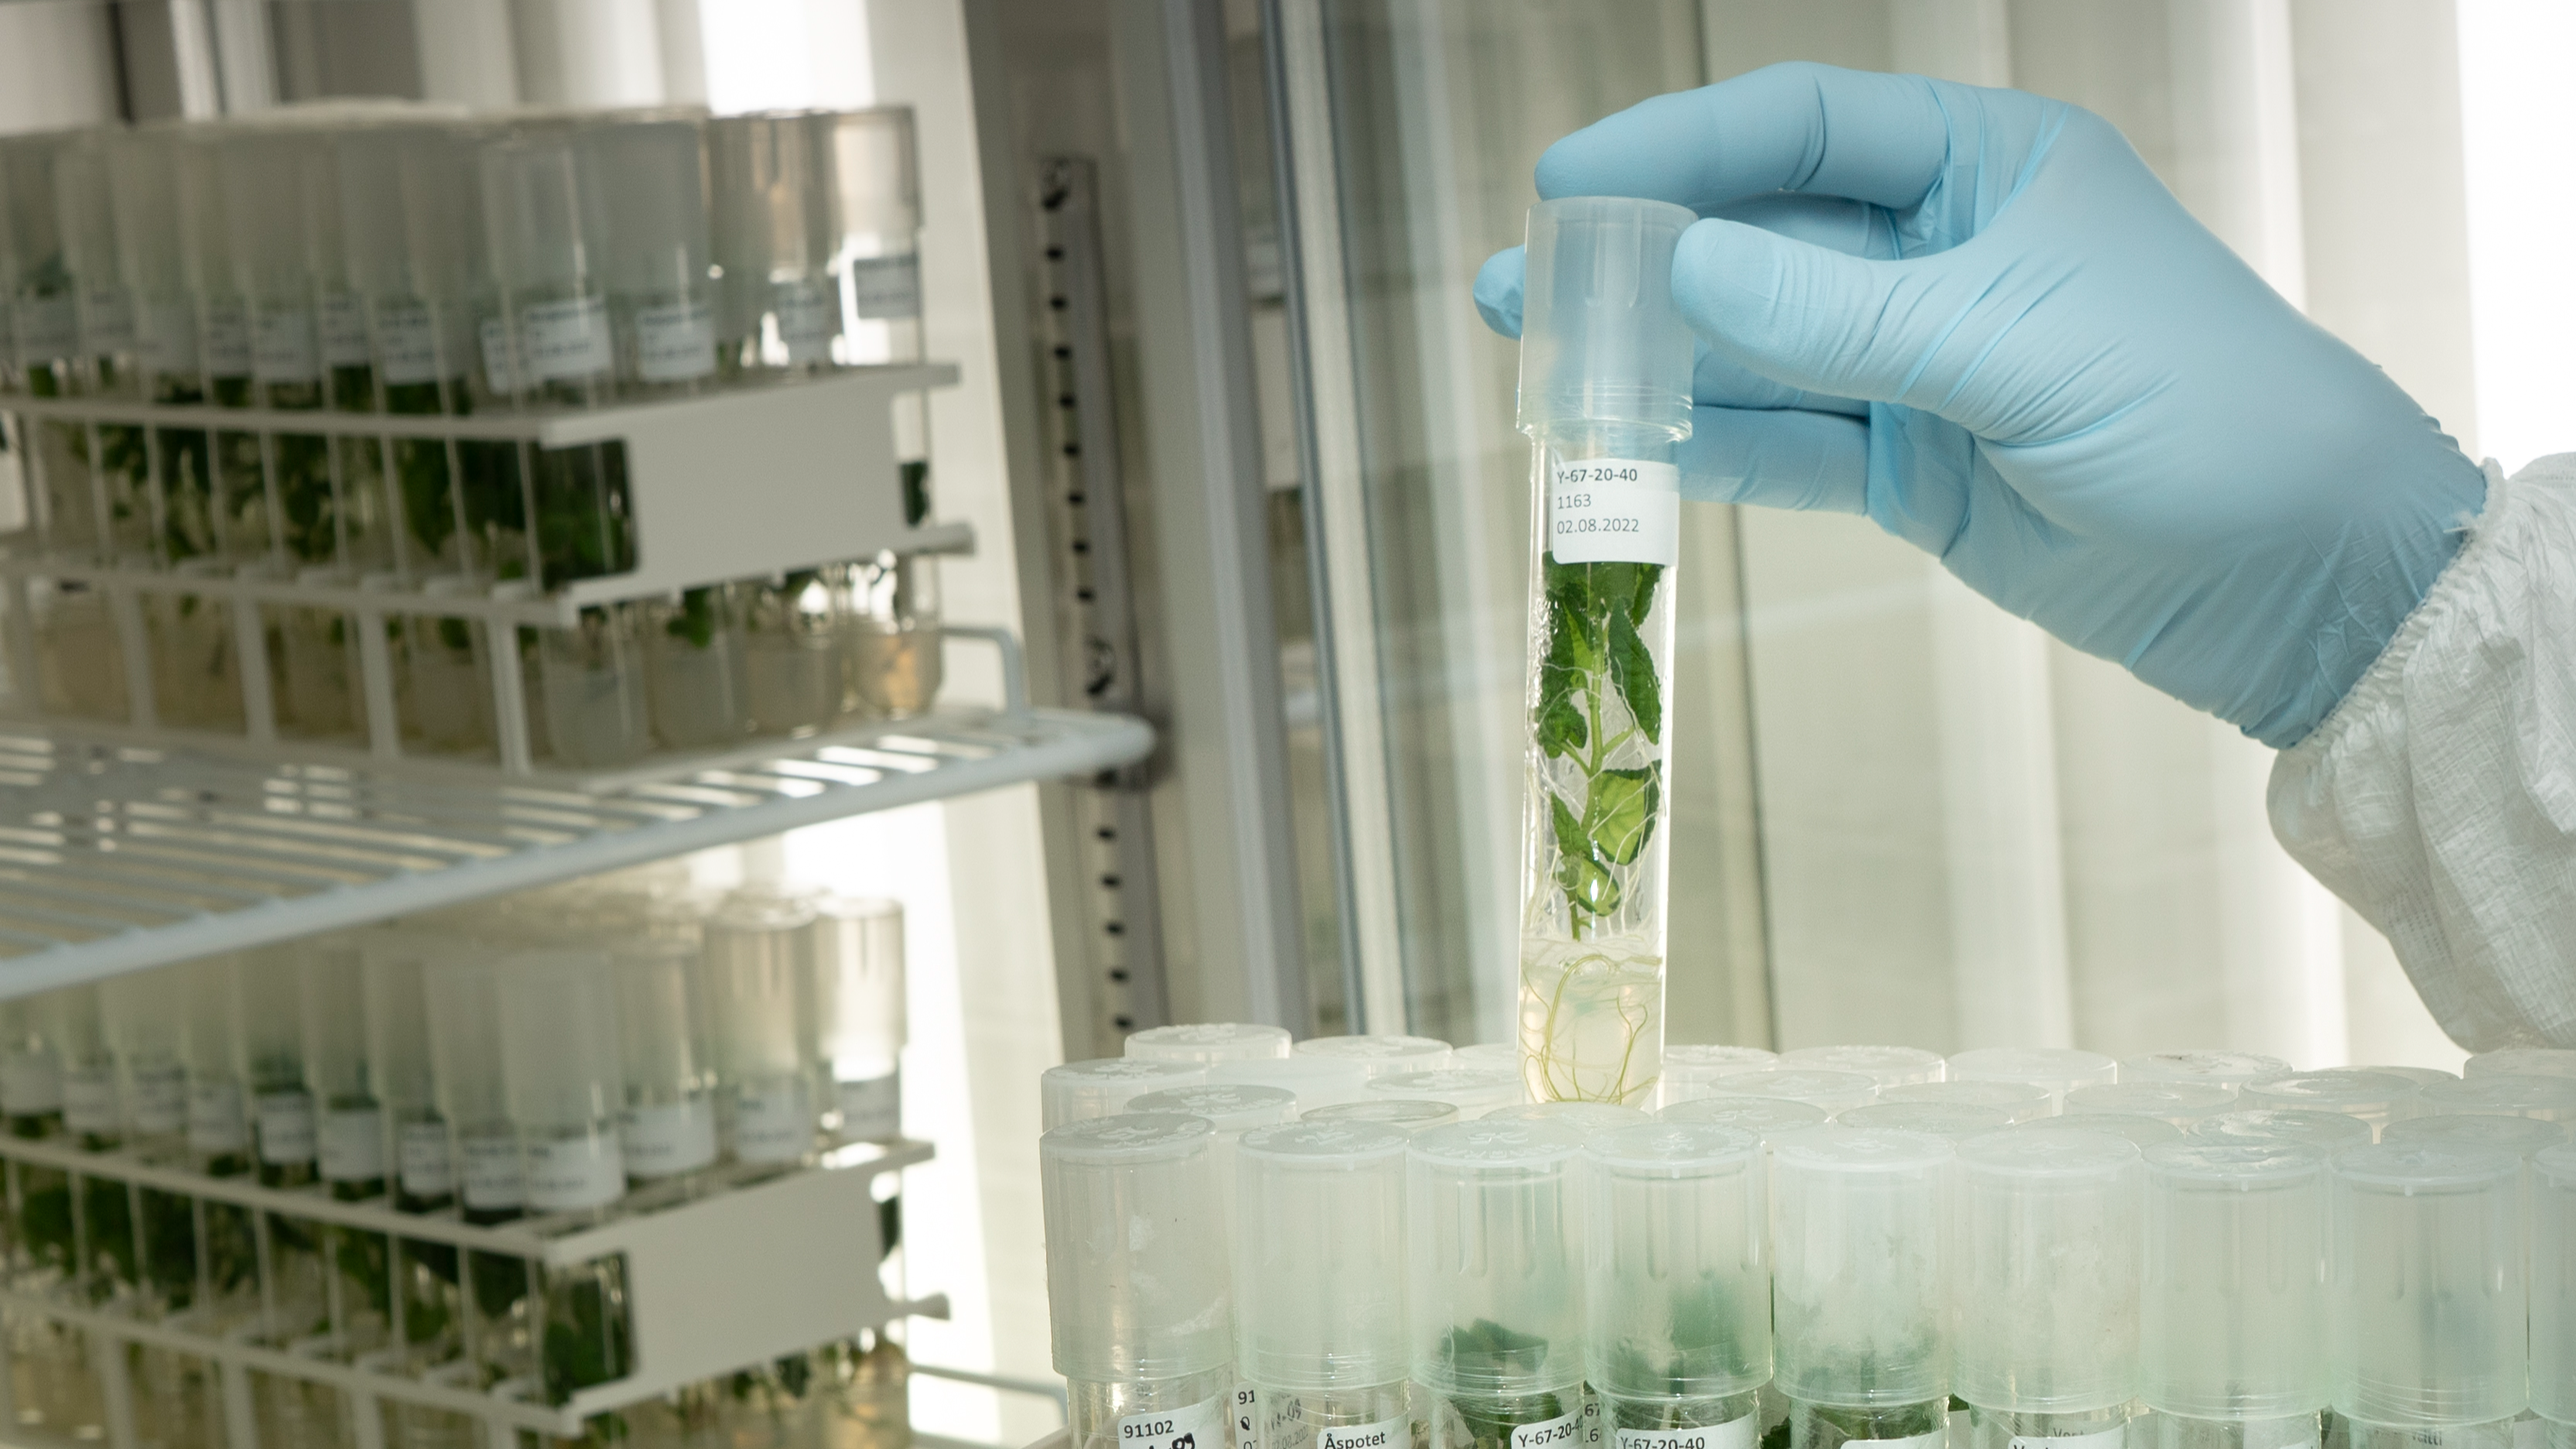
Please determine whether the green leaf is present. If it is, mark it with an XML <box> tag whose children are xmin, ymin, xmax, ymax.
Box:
<box><xmin>1627</xmin><ymin>562</ymin><xmax>1662</xmax><ymax>627</ymax></box>
<box><xmin>1608</xmin><ymin>603</ymin><xmax>1661</xmax><ymax>745</ymax></box>
<box><xmin>1536</xmin><ymin>625</ymin><xmax>1587</xmax><ymax>759</ymax></box>
<box><xmin>1551</xmin><ymin>793</ymin><xmax>1620</xmax><ymax>916</ymax></box>
<box><xmin>1586</xmin><ymin>764</ymin><xmax>1661</xmax><ymax>866</ymax></box>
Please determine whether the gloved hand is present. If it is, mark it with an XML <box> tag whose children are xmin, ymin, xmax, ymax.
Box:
<box><xmin>1475</xmin><ymin>62</ymin><xmax>2485</xmax><ymax>748</ymax></box>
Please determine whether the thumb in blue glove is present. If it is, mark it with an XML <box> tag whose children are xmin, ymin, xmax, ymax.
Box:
<box><xmin>1477</xmin><ymin>62</ymin><xmax>2484</xmax><ymax>748</ymax></box>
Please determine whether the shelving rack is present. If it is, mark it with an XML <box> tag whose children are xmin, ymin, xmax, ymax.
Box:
<box><xmin>0</xmin><ymin>364</ymin><xmax>967</xmax><ymax>776</ymax></box>
<box><xmin>0</xmin><ymin>1132</ymin><xmax>938</xmax><ymax>1447</ymax></box>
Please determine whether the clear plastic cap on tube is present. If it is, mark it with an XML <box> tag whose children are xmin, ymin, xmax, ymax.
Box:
<box><xmin>1208</xmin><ymin>1055</ymin><xmax>1370</xmax><ymax>1112</ymax></box>
<box><xmin>2189</xmin><ymin>1109</ymin><xmax>2372</xmax><ymax>1154</ymax></box>
<box><xmin>1293</xmin><ymin>1034</ymin><xmax>1451</xmax><ymax>1078</ymax></box>
<box><xmin>2124</xmin><ymin>1052</ymin><xmax>2290</xmax><ymax>1089</ymax></box>
<box><xmin>1768</xmin><ymin>1128</ymin><xmax>1953</xmax><ymax>1408</ymax></box>
<box><xmin>1124</xmin><ymin>1023</ymin><xmax>1292</xmax><ymax>1065</ymax></box>
<box><xmin>1407</xmin><ymin>1119</ymin><xmax>1586</xmax><ymax>1398</ymax></box>
<box><xmin>2382</xmin><ymin>1112</ymin><xmax>2568</xmax><ymax>1157</ymax></box>
<box><xmin>1781</xmin><ymin>1045</ymin><xmax>1945</xmax><ymax>1088</ymax></box>
<box><xmin>2417</xmin><ymin>1071</ymin><xmax>2576</xmax><ymax>1122</ymax></box>
<box><xmin>2026</xmin><ymin>1113</ymin><xmax>2181</xmax><ymax>1149</ymax></box>
<box><xmin>1483</xmin><ymin>1101</ymin><xmax>1652</xmax><ymax>1139</ymax></box>
<box><xmin>1514</xmin><ymin>197</ymin><xmax>1695</xmax><ymax>440</ymax></box>
<box><xmin>1838</xmin><ymin>1101</ymin><xmax>2014</xmax><ymax>1142</ymax></box>
<box><xmin>2465</xmin><ymin>1047</ymin><xmax>2576</xmax><ymax>1081</ymax></box>
<box><xmin>1947</xmin><ymin>1046</ymin><xmax>2119</xmax><ymax>1107</ymax></box>
<box><xmin>2065</xmin><ymin>1081</ymin><xmax>2236</xmax><ymax>1127</ymax></box>
<box><xmin>1954</xmin><ymin>1129</ymin><xmax>2143</xmax><ymax>1414</ymax></box>
<box><xmin>1583</xmin><ymin>1123</ymin><xmax>1770</xmax><ymax>1403</ymax></box>
<box><xmin>1710</xmin><ymin>1067</ymin><xmax>1877</xmax><ymax>1115</ymax></box>
<box><xmin>1128</xmin><ymin>1083</ymin><xmax>1297</xmax><ymax>1136</ymax></box>
<box><xmin>2328</xmin><ymin>1143</ymin><xmax>2526</xmax><ymax>1428</ymax></box>
<box><xmin>1302</xmin><ymin>1099</ymin><xmax>1457</xmax><ymax>1135</ymax></box>
<box><xmin>1880</xmin><ymin>1079</ymin><xmax>2053</xmax><ymax>1123</ymax></box>
<box><xmin>2140</xmin><ymin>1142</ymin><xmax>2328</xmax><ymax>1421</ymax></box>
<box><xmin>1042</xmin><ymin>1112</ymin><xmax>1231</xmax><ymax>1383</ymax></box>
<box><xmin>2533</xmin><ymin>1143</ymin><xmax>2576</xmax><ymax>1425</ymax></box>
<box><xmin>1660</xmin><ymin>1045</ymin><xmax>1779</xmax><ymax>1106</ymax></box>
<box><xmin>2239</xmin><ymin>1070</ymin><xmax>2420</xmax><ymax>1135</ymax></box>
<box><xmin>1367</xmin><ymin>1067</ymin><xmax>1523</xmax><ymax>1115</ymax></box>
<box><xmin>1235</xmin><ymin>1121</ymin><xmax>1411</xmax><ymax>1391</ymax></box>
<box><xmin>1657</xmin><ymin>1094</ymin><xmax>1830</xmax><ymax>1139</ymax></box>
<box><xmin>1042</xmin><ymin>1058</ymin><xmax>1206</xmax><ymax>1129</ymax></box>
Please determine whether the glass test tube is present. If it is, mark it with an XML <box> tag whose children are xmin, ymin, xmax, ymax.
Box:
<box><xmin>103</xmin><ymin>970</ymin><xmax>219</xmax><ymax>1449</ymax></box>
<box><xmin>235</xmin><ymin>946</ymin><xmax>344</xmax><ymax>1449</ymax></box>
<box><xmin>1294</xmin><ymin>1035</ymin><xmax>1453</xmax><ymax>1080</ymax></box>
<box><xmin>1126</xmin><ymin>1023</ymin><xmax>1294</xmax><ymax>1065</ymax></box>
<box><xmin>54</xmin><ymin>132</ymin><xmax>153</xmax><ymax>562</ymax></box>
<box><xmin>2326</xmin><ymin>1144</ymin><xmax>2526</xmax><ymax>1449</ymax></box>
<box><xmin>1585</xmin><ymin>1123</ymin><xmax>1770</xmax><ymax>1443</ymax></box>
<box><xmin>362</xmin><ymin>925</ymin><xmax>474</xmax><ymax>1445</ymax></box>
<box><xmin>1945</xmin><ymin>1048</ymin><xmax>2119</xmax><ymax>1112</ymax></box>
<box><xmin>809</xmin><ymin>895</ymin><xmax>906</xmax><ymax>1145</ymax></box>
<box><xmin>2416</xmin><ymin>1072</ymin><xmax>2576</xmax><ymax>1122</ymax></box>
<box><xmin>704</xmin><ymin>888</ymin><xmax>822</xmax><ymax>1165</ymax></box>
<box><xmin>4</xmin><ymin>133</ymin><xmax>103</xmax><ymax>557</ymax></box>
<box><xmin>50</xmin><ymin>986</ymin><xmax>133</xmax><ymax>1317</ymax></box>
<box><xmin>1209</xmin><ymin>1055</ymin><xmax>1371</xmax><ymax>1113</ymax></box>
<box><xmin>1045</xmin><ymin>1113</ymin><xmax>1235</xmax><ymax>1449</ymax></box>
<box><xmin>1367</xmin><ymin>1068</ymin><xmax>1524</xmax><ymax>1117</ymax></box>
<box><xmin>709</xmin><ymin>111</ymin><xmax>840</xmax><ymax>377</ymax></box>
<box><xmin>2236</xmin><ymin>1071</ymin><xmax>2419</xmax><ymax>1138</ymax></box>
<box><xmin>1041</xmin><ymin>1059</ymin><xmax>1208</xmax><ymax>1130</ymax></box>
<box><xmin>1656</xmin><ymin>1096</ymin><xmax>1830</xmax><ymax>1141</ymax></box>
<box><xmin>178</xmin><ymin>959</ymin><xmax>261</xmax><ymax>1328</ymax></box>
<box><xmin>2534</xmin><ymin>1144</ymin><xmax>2576</xmax><ymax>1449</ymax></box>
<box><xmin>1512</xmin><ymin>197</ymin><xmax>1694</xmax><ymax>1108</ymax></box>
<box><xmin>1657</xmin><ymin>1046</ymin><xmax>1779</xmax><ymax>1109</ymax></box>
<box><xmin>2138</xmin><ymin>1142</ymin><xmax>2327</xmax><ymax>1449</ymax></box>
<box><xmin>303</xmin><ymin>938</ymin><xmax>393</xmax><ymax>1364</ymax></box>
<box><xmin>425</xmin><ymin>949</ymin><xmax>536</xmax><ymax>1394</ymax></box>
<box><xmin>2188</xmin><ymin>1111</ymin><xmax>2372</xmax><ymax>1154</ymax></box>
<box><xmin>1408</xmin><ymin>1119</ymin><xmax>1588</xmax><ymax>1449</ymax></box>
<box><xmin>1236</xmin><ymin>1122</ymin><xmax>1412</xmax><ymax>1449</ymax></box>
<box><xmin>4</xmin><ymin>985</ymin><xmax>97</xmax><ymax>1442</ymax></box>
<box><xmin>1768</xmin><ymin>1128</ymin><xmax>1952</xmax><ymax>1449</ymax></box>
<box><xmin>1778</xmin><ymin>1046</ymin><xmax>1944</xmax><ymax>1090</ymax></box>
<box><xmin>611</xmin><ymin>934</ymin><xmax>720</xmax><ymax>1186</ymax></box>
<box><xmin>497</xmin><ymin>951</ymin><xmax>635</xmax><ymax>1422</ymax></box>
<box><xmin>1953</xmin><ymin>1129</ymin><xmax>2143</xmax><ymax>1449</ymax></box>
<box><xmin>1876</xmin><ymin>1080</ymin><xmax>2052</xmax><ymax>1123</ymax></box>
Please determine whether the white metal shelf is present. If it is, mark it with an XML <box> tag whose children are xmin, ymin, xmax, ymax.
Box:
<box><xmin>0</xmin><ymin>1134</ymin><xmax>940</xmax><ymax>1439</ymax></box>
<box><xmin>0</xmin><ymin>696</ymin><xmax>1151</xmax><ymax>997</ymax></box>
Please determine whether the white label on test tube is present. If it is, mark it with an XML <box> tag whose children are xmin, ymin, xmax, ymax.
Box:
<box><xmin>376</xmin><ymin>305</ymin><xmax>440</xmax><ymax>385</ymax></box>
<box><xmin>635</xmin><ymin>299</ymin><xmax>716</xmax><ymax>382</ymax></box>
<box><xmin>15</xmin><ymin>296</ymin><xmax>77</xmax><ymax>364</ymax></box>
<box><xmin>188</xmin><ymin>1081</ymin><xmax>246</xmax><ymax>1153</ymax></box>
<box><xmin>320</xmin><ymin>1106</ymin><xmax>385</xmax><ymax>1181</ymax></box>
<box><xmin>1512</xmin><ymin>1411</ymin><xmax>1584</xmax><ymax>1449</ymax></box>
<box><xmin>132</xmin><ymin>1064</ymin><xmax>187</xmax><ymax>1136</ymax></box>
<box><xmin>461</xmin><ymin>1131</ymin><xmax>523</xmax><ymax>1212</ymax></box>
<box><xmin>1869</xmin><ymin>1434</ymin><xmax>1945</xmax><ymax>1449</ymax></box>
<box><xmin>256</xmin><ymin>1091</ymin><xmax>316</xmax><ymax>1163</ymax></box>
<box><xmin>400</xmin><ymin>1122</ymin><xmax>454</xmax><ymax>1198</ymax></box>
<box><xmin>144</xmin><ymin>303</ymin><xmax>200</xmax><ymax>375</ymax></box>
<box><xmin>478</xmin><ymin>318</ymin><xmax>523</xmax><ymax>393</ymax></box>
<box><xmin>1550</xmin><ymin>457</ymin><xmax>1680</xmax><ymax>567</ymax></box>
<box><xmin>63</xmin><ymin>1067</ymin><xmax>118</xmax><ymax>1136</ymax></box>
<box><xmin>847</xmin><ymin>255</ymin><xmax>922</xmax><ymax>320</ymax></box>
<box><xmin>1319</xmin><ymin>1417</ymin><xmax>1410</xmax><ymax>1449</ymax></box>
<box><xmin>774</xmin><ymin>281</ymin><xmax>835</xmax><ymax>361</ymax></box>
<box><xmin>203</xmin><ymin>300</ymin><xmax>253</xmax><ymax>377</ymax></box>
<box><xmin>734</xmin><ymin>1082</ymin><xmax>813</xmax><ymax>1163</ymax></box>
<box><xmin>83</xmin><ymin>290</ymin><xmax>135</xmax><ymax>355</ymax></box>
<box><xmin>3</xmin><ymin>1054</ymin><xmax>61</xmax><ymax>1114</ymax></box>
<box><xmin>518</xmin><ymin>296</ymin><xmax>612</xmax><ymax>383</ymax></box>
<box><xmin>1116</xmin><ymin>1397</ymin><xmax>1222</xmax><ymax>1449</ymax></box>
<box><xmin>524</xmin><ymin>1132</ymin><xmax>625</xmax><ymax>1212</ymax></box>
<box><xmin>1233</xmin><ymin>1385</ymin><xmax>1257</xmax><ymax>1449</ymax></box>
<box><xmin>321</xmin><ymin>293</ymin><xmax>371</xmax><ymax>368</ymax></box>
<box><xmin>1616</xmin><ymin>1423</ymin><xmax>1755</xmax><ymax>1449</ymax></box>
<box><xmin>251</xmin><ymin>309</ymin><xmax>318</xmax><ymax>384</ymax></box>
<box><xmin>2008</xmin><ymin>1433</ymin><xmax>2123</xmax><ymax>1449</ymax></box>
<box><xmin>622</xmin><ymin>1100</ymin><xmax>719</xmax><ymax>1177</ymax></box>
<box><xmin>836</xmin><ymin>1075</ymin><xmax>901</xmax><ymax>1142</ymax></box>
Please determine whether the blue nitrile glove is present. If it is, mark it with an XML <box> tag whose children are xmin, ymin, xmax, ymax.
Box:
<box><xmin>1474</xmin><ymin>62</ymin><xmax>2485</xmax><ymax>748</ymax></box>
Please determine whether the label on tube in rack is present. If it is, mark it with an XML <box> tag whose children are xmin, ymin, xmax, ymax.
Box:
<box><xmin>1117</xmin><ymin>1397</ymin><xmax>1220</xmax><ymax>1449</ymax></box>
<box><xmin>257</xmin><ymin>1091</ymin><xmax>317</xmax><ymax>1164</ymax></box>
<box><xmin>1616</xmin><ymin>1423</ymin><xmax>1755</xmax><ymax>1449</ymax></box>
<box><xmin>518</xmin><ymin>296</ymin><xmax>612</xmax><ymax>383</ymax></box>
<box><xmin>772</xmin><ymin>281</ymin><xmax>835</xmax><ymax>362</ymax></box>
<box><xmin>375</xmin><ymin>304</ymin><xmax>440</xmax><ymax>385</ymax></box>
<box><xmin>635</xmin><ymin>299</ymin><xmax>717</xmax><ymax>382</ymax></box>
<box><xmin>400</xmin><ymin>1121</ymin><xmax>455</xmax><ymax>1199</ymax></box>
<box><xmin>142</xmin><ymin>303</ymin><xmax>200</xmax><ymax>375</ymax></box>
<box><xmin>1511</xmin><ymin>1412</ymin><xmax>1583</xmax><ymax>1449</ymax></box>
<box><xmin>734</xmin><ymin>1082</ymin><xmax>815</xmax><ymax>1163</ymax></box>
<box><xmin>132</xmin><ymin>1064</ymin><xmax>187</xmax><ymax>1136</ymax></box>
<box><xmin>63</xmin><ymin>1067</ymin><xmax>118</xmax><ymax>1137</ymax></box>
<box><xmin>251</xmin><ymin>309</ymin><xmax>319</xmax><ymax>384</ymax></box>
<box><xmin>2010</xmin><ymin>1433</ymin><xmax>2126</xmax><ymax>1449</ymax></box>
<box><xmin>525</xmin><ymin>1129</ymin><xmax>625</xmax><ymax>1211</ymax></box>
<box><xmin>462</xmin><ymin>1131</ymin><xmax>524</xmax><ymax>1212</ymax></box>
<box><xmin>846</xmin><ymin>255</ymin><xmax>922</xmax><ymax>320</ymax></box>
<box><xmin>623</xmin><ymin>1098</ymin><xmax>719</xmax><ymax>1177</ymax></box>
<box><xmin>15</xmin><ymin>296</ymin><xmax>76</xmax><ymax>364</ymax></box>
<box><xmin>321</xmin><ymin>293</ymin><xmax>371</xmax><ymax>368</ymax></box>
<box><xmin>202</xmin><ymin>301</ymin><xmax>253</xmax><ymax>378</ymax></box>
<box><xmin>1317</xmin><ymin>1417</ymin><xmax>1408</xmax><ymax>1449</ymax></box>
<box><xmin>836</xmin><ymin>1074</ymin><xmax>901</xmax><ymax>1142</ymax></box>
<box><xmin>1548</xmin><ymin>457</ymin><xmax>1679</xmax><ymax>567</ymax></box>
<box><xmin>2</xmin><ymin>1053</ymin><xmax>62</xmax><ymax>1116</ymax></box>
<box><xmin>188</xmin><ymin>1081</ymin><xmax>246</xmax><ymax>1154</ymax></box>
<box><xmin>81</xmin><ymin>289</ymin><xmax>135</xmax><ymax>355</ymax></box>
<box><xmin>321</xmin><ymin>1107</ymin><xmax>387</xmax><ymax>1182</ymax></box>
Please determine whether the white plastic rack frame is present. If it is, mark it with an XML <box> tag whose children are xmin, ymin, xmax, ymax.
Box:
<box><xmin>0</xmin><ymin>364</ymin><xmax>968</xmax><ymax>776</ymax></box>
<box><xmin>0</xmin><ymin>1131</ymin><xmax>942</xmax><ymax>1449</ymax></box>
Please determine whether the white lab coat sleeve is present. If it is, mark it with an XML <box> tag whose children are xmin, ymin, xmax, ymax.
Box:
<box><xmin>2269</xmin><ymin>453</ymin><xmax>2576</xmax><ymax>1050</ymax></box>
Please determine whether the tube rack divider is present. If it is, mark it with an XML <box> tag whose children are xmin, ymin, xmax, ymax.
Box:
<box><xmin>0</xmin><ymin>365</ymin><xmax>970</xmax><ymax>776</ymax></box>
<box><xmin>0</xmin><ymin>1132</ymin><xmax>942</xmax><ymax>1447</ymax></box>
